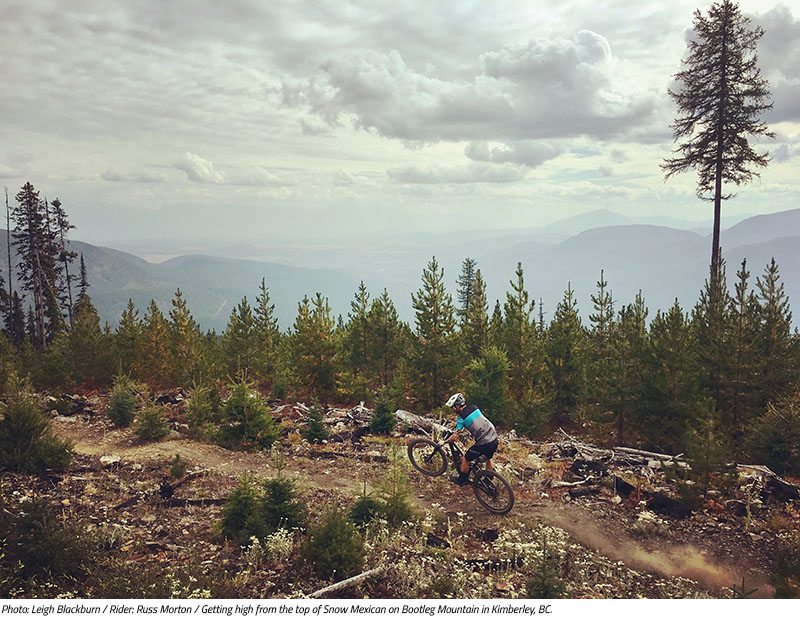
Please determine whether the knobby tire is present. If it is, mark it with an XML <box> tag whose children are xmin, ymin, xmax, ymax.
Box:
<box><xmin>472</xmin><ymin>470</ymin><xmax>514</xmax><ymax>515</ymax></box>
<box><xmin>407</xmin><ymin>438</ymin><xmax>448</xmax><ymax>477</ymax></box>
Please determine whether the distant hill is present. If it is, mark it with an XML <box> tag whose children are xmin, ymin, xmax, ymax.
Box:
<box><xmin>1</xmin><ymin>207</ymin><xmax>798</xmax><ymax>331</ymax></box>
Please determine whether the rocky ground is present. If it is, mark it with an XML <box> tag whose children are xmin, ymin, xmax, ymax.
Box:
<box><xmin>3</xmin><ymin>391</ymin><xmax>799</xmax><ymax>599</ymax></box>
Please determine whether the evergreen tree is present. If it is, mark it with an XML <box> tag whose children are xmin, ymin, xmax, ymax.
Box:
<box><xmin>292</xmin><ymin>293</ymin><xmax>336</xmax><ymax>404</ymax></box>
<box><xmin>663</xmin><ymin>0</ymin><xmax>774</xmax><ymax>275</ymax></box>
<box><xmin>5</xmin><ymin>291</ymin><xmax>26</xmax><ymax>349</ymax></box>
<box><xmin>140</xmin><ymin>300</ymin><xmax>170</xmax><ymax>387</ymax></box>
<box><xmin>461</xmin><ymin>269</ymin><xmax>489</xmax><ymax>358</ymax></box>
<box><xmin>587</xmin><ymin>271</ymin><xmax>616</xmax><ymax>424</ymax></box>
<box><xmin>366</xmin><ymin>289</ymin><xmax>405</xmax><ymax>388</ymax></box>
<box><xmin>546</xmin><ymin>284</ymin><xmax>585</xmax><ymax>425</ymax></box>
<box><xmin>369</xmin><ymin>389</ymin><xmax>397</xmax><ymax>435</ymax></box>
<box><xmin>253</xmin><ymin>278</ymin><xmax>281</xmax><ymax>380</ymax></box>
<box><xmin>754</xmin><ymin>258</ymin><xmax>796</xmax><ymax>408</ymax></box>
<box><xmin>489</xmin><ymin>300</ymin><xmax>504</xmax><ymax>349</ymax></box>
<box><xmin>342</xmin><ymin>282</ymin><xmax>371</xmax><ymax>381</ymax></box>
<box><xmin>728</xmin><ymin>259</ymin><xmax>760</xmax><ymax>447</ymax></box>
<box><xmin>10</xmin><ymin>182</ymin><xmax>60</xmax><ymax>351</ymax></box>
<box><xmin>641</xmin><ymin>300</ymin><xmax>701</xmax><ymax>453</ymax></box>
<box><xmin>692</xmin><ymin>258</ymin><xmax>734</xmax><ymax>412</ymax></box>
<box><xmin>501</xmin><ymin>263</ymin><xmax>536</xmax><ymax>404</ymax></box>
<box><xmin>302</xmin><ymin>405</ymin><xmax>329</xmax><ymax>443</ymax></box>
<box><xmin>223</xmin><ymin>297</ymin><xmax>255</xmax><ymax>377</ymax></box>
<box><xmin>114</xmin><ymin>299</ymin><xmax>141</xmax><ymax>377</ymax></box>
<box><xmin>456</xmin><ymin>257</ymin><xmax>478</xmax><ymax>324</ymax></box>
<box><xmin>49</xmin><ymin>198</ymin><xmax>77</xmax><ymax>328</ymax></box>
<box><xmin>463</xmin><ymin>345</ymin><xmax>512</xmax><ymax>428</ymax></box>
<box><xmin>410</xmin><ymin>257</ymin><xmax>457</xmax><ymax>410</ymax></box>
<box><xmin>607</xmin><ymin>292</ymin><xmax>648</xmax><ymax>445</ymax></box>
<box><xmin>168</xmin><ymin>288</ymin><xmax>202</xmax><ymax>386</ymax></box>
<box><xmin>69</xmin><ymin>295</ymin><xmax>111</xmax><ymax>387</ymax></box>
<box><xmin>76</xmin><ymin>254</ymin><xmax>89</xmax><ymax>305</ymax></box>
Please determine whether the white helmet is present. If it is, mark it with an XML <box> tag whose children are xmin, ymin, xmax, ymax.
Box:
<box><xmin>445</xmin><ymin>393</ymin><xmax>465</xmax><ymax>408</ymax></box>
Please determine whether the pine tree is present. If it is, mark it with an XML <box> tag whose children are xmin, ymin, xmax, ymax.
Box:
<box><xmin>410</xmin><ymin>257</ymin><xmax>457</xmax><ymax>410</ymax></box>
<box><xmin>663</xmin><ymin>0</ymin><xmax>774</xmax><ymax>275</ymax></box>
<box><xmin>456</xmin><ymin>257</ymin><xmax>478</xmax><ymax>324</ymax></box>
<box><xmin>461</xmin><ymin>269</ymin><xmax>489</xmax><ymax>358</ymax></box>
<box><xmin>754</xmin><ymin>258</ymin><xmax>796</xmax><ymax>408</ymax></box>
<box><xmin>114</xmin><ymin>299</ymin><xmax>141</xmax><ymax>377</ymax></box>
<box><xmin>641</xmin><ymin>300</ymin><xmax>701</xmax><ymax>453</ymax></box>
<box><xmin>223</xmin><ymin>297</ymin><xmax>255</xmax><ymax>377</ymax></box>
<box><xmin>76</xmin><ymin>254</ymin><xmax>89</xmax><ymax>305</ymax></box>
<box><xmin>489</xmin><ymin>300</ymin><xmax>504</xmax><ymax>349</ymax></box>
<box><xmin>464</xmin><ymin>346</ymin><xmax>512</xmax><ymax>428</ymax></box>
<box><xmin>69</xmin><ymin>295</ymin><xmax>111</xmax><ymax>387</ymax></box>
<box><xmin>5</xmin><ymin>291</ymin><xmax>26</xmax><ymax>349</ymax></box>
<box><xmin>292</xmin><ymin>293</ymin><xmax>336</xmax><ymax>404</ymax></box>
<box><xmin>253</xmin><ymin>278</ymin><xmax>281</xmax><ymax>380</ymax></box>
<box><xmin>11</xmin><ymin>182</ymin><xmax>60</xmax><ymax>351</ymax></box>
<box><xmin>49</xmin><ymin>198</ymin><xmax>77</xmax><ymax>328</ymax></box>
<box><xmin>607</xmin><ymin>292</ymin><xmax>648</xmax><ymax>445</ymax></box>
<box><xmin>587</xmin><ymin>271</ymin><xmax>616</xmax><ymax>424</ymax></box>
<box><xmin>140</xmin><ymin>300</ymin><xmax>170</xmax><ymax>388</ymax></box>
<box><xmin>692</xmin><ymin>258</ymin><xmax>734</xmax><ymax>412</ymax></box>
<box><xmin>168</xmin><ymin>288</ymin><xmax>202</xmax><ymax>386</ymax></box>
<box><xmin>728</xmin><ymin>259</ymin><xmax>760</xmax><ymax>446</ymax></box>
<box><xmin>366</xmin><ymin>289</ymin><xmax>405</xmax><ymax>388</ymax></box>
<box><xmin>546</xmin><ymin>284</ymin><xmax>585</xmax><ymax>425</ymax></box>
<box><xmin>502</xmin><ymin>263</ymin><xmax>536</xmax><ymax>404</ymax></box>
<box><xmin>343</xmin><ymin>282</ymin><xmax>371</xmax><ymax>381</ymax></box>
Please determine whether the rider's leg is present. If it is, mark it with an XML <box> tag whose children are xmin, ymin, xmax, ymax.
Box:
<box><xmin>485</xmin><ymin>458</ymin><xmax>494</xmax><ymax>471</ymax></box>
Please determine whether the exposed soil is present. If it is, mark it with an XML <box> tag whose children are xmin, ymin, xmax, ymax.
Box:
<box><xmin>5</xmin><ymin>405</ymin><xmax>798</xmax><ymax>599</ymax></box>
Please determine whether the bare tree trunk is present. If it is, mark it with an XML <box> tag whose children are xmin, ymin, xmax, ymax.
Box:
<box><xmin>4</xmin><ymin>186</ymin><xmax>11</xmax><ymax>300</ymax></box>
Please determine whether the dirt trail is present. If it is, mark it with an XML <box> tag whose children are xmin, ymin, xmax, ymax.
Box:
<box><xmin>52</xmin><ymin>418</ymin><xmax>774</xmax><ymax>597</ymax></box>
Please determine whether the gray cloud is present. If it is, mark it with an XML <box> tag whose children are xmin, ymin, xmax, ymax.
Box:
<box><xmin>285</xmin><ymin>29</ymin><xmax>657</xmax><ymax>144</ymax></box>
<box><xmin>101</xmin><ymin>167</ymin><xmax>166</xmax><ymax>183</ymax></box>
<box><xmin>387</xmin><ymin>162</ymin><xmax>525</xmax><ymax>184</ymax></box>
<box><xmin>753</xmin><ymin>4</ymin><xmax>800</xmax><ymax>123</ymax></box>
<box><xmin>465</xmin><ymin>141</ymin><xmax>564</xmax><ymax>167</ymax></box>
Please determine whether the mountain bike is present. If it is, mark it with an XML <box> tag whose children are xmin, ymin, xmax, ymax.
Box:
<box><xmin>407</xmin><ymin>430</ymin><xmax>515</xmax><ymax>515</ymax></box>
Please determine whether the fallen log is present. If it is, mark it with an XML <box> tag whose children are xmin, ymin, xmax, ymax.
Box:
<box><xmin>159</xmin><ymin>498</ymin><xmax>227</xmax><ymax>507</ymax></box>
<box><xmin>394</xmin><ymin>410</ymin><xmax>450</xmax><ymax>436</ymax></box>
<box><xmin>308</xmin><ymin>566</ymin><xmax>385</xmax><ymax>598</ymax></box>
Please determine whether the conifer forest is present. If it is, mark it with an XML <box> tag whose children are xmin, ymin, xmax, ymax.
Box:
<box><xmin>2</xmin><ymin>0</ymin><xmax>800</xmax><ymax>603</ymax></box>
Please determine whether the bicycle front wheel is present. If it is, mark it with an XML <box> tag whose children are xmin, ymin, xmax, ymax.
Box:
<box><xmin>407</xmin><ymin>438</ymin><xmax>448</xmax><ymax>477</ymax></box>
<box><xmin>472</xmin><ymin>470</ymin><xmax>515</xmax><ymax>515</ymax></box>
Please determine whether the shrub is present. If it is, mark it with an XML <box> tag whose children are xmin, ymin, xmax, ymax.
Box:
<box><xmin>369</xmin><ymin>390</ymin><xmax>397</xmax><ymax>435</ymax></box>
<box><xmin>300</xmin><ymin>507</ymin><xmax>365</xmax><ymax>581</ymax></box>
<box><xmin>747</xmin><ymin>398</ymin><xmax>800</xmax><ymax>477</ymax></box>
<box><xmin>220</xmin><ymin>475</ymin><xmax>262</xmax><ymax>546</ymax></box>
<box><xmin>302</xmin><ymin>405</ymin><xmax>329</xmax><ymax>443</ymax></box>
<box><xmin>186</xmin><ymin>382</ymin><xmax>217</xmax><ymax>431</ymax></box>
<box><xmin>107</xmin><ymin>377</ymin><xmax>137</xmax><ymax>427</ymax></box>
<box><xmin>170</xmin><ymin>453</ymin><xmax>187</xmax><ymax>479</ymax></box>
<box><xmin>349</xmin><ymin>483</ymin><xmax>384</xmax><ymax>527</ymax></box>
<box><xmin>220</xmin><ymin>470</ymin><xmax>306</xmax><ymax>547</ymax></box>
<box><xmin>217</xmin><ymin>375</ymin><xmax>281</xmax><ymax>451</ymax></box>
<box><xmin>0</xmin><ymin>375</ymin><xmax>73</xmax><ymax>473</ymax></box>
<box><xmin>1</xmin><ymin>498</ymin><xmax>95</xmax><ymax>588</ymax></box>
<box><xmin>135</xmin><ymin>403</ymin><xmax>169</xmax><ymax>441</ymax></box>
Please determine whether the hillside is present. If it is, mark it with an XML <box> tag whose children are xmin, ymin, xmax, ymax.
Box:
<box><xmin>1</xmin><ymin>208</ymin><xmax>798</xmax><ymax>331</ymax></box>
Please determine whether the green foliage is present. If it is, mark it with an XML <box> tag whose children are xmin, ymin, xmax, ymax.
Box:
<box><xmin>217</xmin><ymin>374</ymin><xmax>281</xmax><ymax>451</ymax></box>
<box><xmin>546</xmin><ymin>284</ymin><xmax>585</xmax><ymax>424</ymax></box>
<box><xmin>377</xmin><ymin>443</ymin><xmax>415</xmax><ymax>526</ymax></box>
<box><xmin>88</xmin><ymin>561</ymin><xmax>238</xmax><ymax>599</ymax></box>
<box><xmin>747</xmin><ymin>396</ymin><xmax>800</xmax><ymax>476</ymax></box>
<box><xmin>300</xmin><ymin>507</ymin><xmax>365</xmax><ymax>581</ymax></box>
<box><xmin>220</xmin><ymin>471</ymin><xmax>306</xmax><ymax>547</ymax></box>
<box><xmin>291</xmin><ymin>293</ymin><xmax>337</xmax><ymax>404</ymax></box>
<box><xmin>0</xmin><ymin>498</ymin><xmax>95</xmax><ymax>592</ymax></box>
<box><xmin>107</xmin><ymin>375</ymin><xmax>138</xmax><ymax>428</ymax></box>
<box><xmin>302</xmin><ymin>406</ymin><xmax>329</xmax><ymax>443</ymax></box>
<box><xmin>349</xmin><ymin>494</ymin><xmax>384</xmax><ymax>528</ymax></box>
<box><xmin>525</xmin><ymin>534</ymin><xmax>567</xmax><ymax>599</ymax></box>
<box><xmin>170</xmin><ymin>453</ymin><xmax>187</xmax><ymax>479</ymax></box>
<box><xmin>369</xmin><ymin>390</ymin><xmax>397</xmax><ymax>435</ymax></box>
<box><xmin>685</xmin><ymin>400</ymin><xmax>734</xmax><ymax>493</ymax></box>
<box><xmin>0</xmin><ymin>374</ymin><xmax>73</xmax><ymax>473</ymax></box>
<box><xmin>135</xmin><ymin>402</ymin><xmax>170</xmax><ymax>442</ymax></box>
<box><xmin>464</xmin><ymin>345</ymin><xmax>513</xmax><ymax>429</ymax></box>
<box><xmin>773</xmin><ymin>551</ymin><xmax>800</xmax><ymax>599</ymax></box>
<box><xmin>186</xmin><ymin>382</ymin><xmax>218</xmax><ymax>433</ymax></box>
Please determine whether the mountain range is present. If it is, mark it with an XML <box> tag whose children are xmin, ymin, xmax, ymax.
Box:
<box><xmin>1</xmin><ymin>208</ymin><xmax>798</xmax><ymax>332</ymax></box>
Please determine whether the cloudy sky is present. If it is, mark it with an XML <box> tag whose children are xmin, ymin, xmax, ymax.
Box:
<box><xmin>1</xmin><ymin>0</ymin><xmax>799</xmax><ymax>249</ymax></box>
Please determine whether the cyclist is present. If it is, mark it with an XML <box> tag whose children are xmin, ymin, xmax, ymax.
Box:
<box><xmin>444</xmin><ymin>393</ymin><xmax>498</xmax><ymax>486</ymax></box>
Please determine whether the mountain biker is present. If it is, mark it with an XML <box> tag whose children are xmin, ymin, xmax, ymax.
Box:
<box><xmin>444</xmin><ymin>393</ymin><xmax>498</xmax><ymax>486</ymax></box>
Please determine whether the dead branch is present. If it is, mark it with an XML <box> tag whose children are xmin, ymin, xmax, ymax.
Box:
<box><xmin>308</xmin><ymin>566</ymin><xmax>385</xmax><ymax>598</ymax></box>
<box><xmin>159</xmin><ymin>498</ymin><xmax>227</xmax><ymax>507</ymax></box>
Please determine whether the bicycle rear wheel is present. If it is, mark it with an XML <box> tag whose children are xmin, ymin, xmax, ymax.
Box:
<box><xmin>407</xmin><ymin>438</ymin><xmax>448</xmax><ymax>477</ymax></box>
<box><xmin>472</xmin><ymin>470</ymin><xmax>514</xmax><ymax>515</ymax></box>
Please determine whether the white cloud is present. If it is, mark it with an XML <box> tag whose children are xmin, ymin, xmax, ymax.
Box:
<box><xmin>173</xmin><ymin>152</ymin><xmax>225</xmax><ymax>184</ymax></box>
<box><xmin>387</xmin><ymin>162</ymin><xmax>525</xmax><ymax>184</ymax></box>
